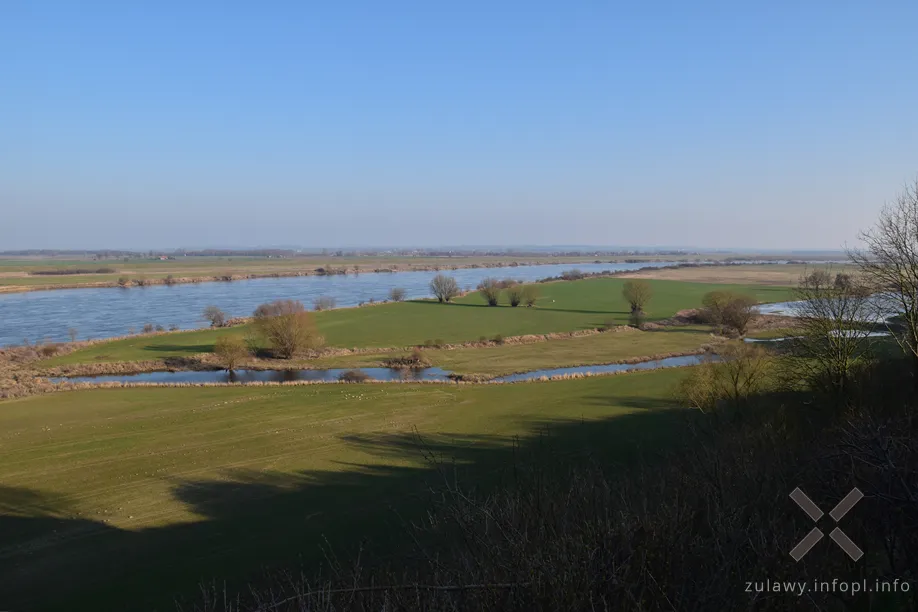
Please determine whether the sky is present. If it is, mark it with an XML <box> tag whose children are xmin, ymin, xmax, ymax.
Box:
<box><xmin>2</xmin><ymin>1</ymin><xmax>917</xmax><ymax>251</ymax></box>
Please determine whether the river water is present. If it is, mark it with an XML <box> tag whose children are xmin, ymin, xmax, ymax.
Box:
<box><xmin>0</xmin><ymin>261</ymin><xmax>677</xmax><ymax>346</ymax></box>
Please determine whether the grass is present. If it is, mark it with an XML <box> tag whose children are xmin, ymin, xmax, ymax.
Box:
<box><xmin>310</xmin><ymin>326</ymin><xmax>716</xmax><ymax>376</ymax></box>
<box><xmin>620</xmin><ymin>263</ymin><xmax>856</xmax><ymax>286</ymax></box>
<box><xmin>0</xmin><ymin>370</ymin><xmax>690</xmax><ymax>610</ymax></box>
<box><xmin>44</xmin><ymin>278</ymin><xmax>793</xmax><ymax>365</ymax></box>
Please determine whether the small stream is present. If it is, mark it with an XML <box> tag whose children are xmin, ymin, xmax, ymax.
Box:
<box><xmin>51</xmin><ymin>354</ymin><xmax>711</xmax><ymax>385</ymax></box>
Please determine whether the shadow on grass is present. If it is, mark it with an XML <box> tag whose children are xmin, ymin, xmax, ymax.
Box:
<box><xmin>142</xmin><ymin>343</ymin><xmax>215</xmax><ymax>354</ymax></box>
<box><xmin>0</xmin><ymin>398</ymin><xmax>695</xmax><ymax>611</ymax></box>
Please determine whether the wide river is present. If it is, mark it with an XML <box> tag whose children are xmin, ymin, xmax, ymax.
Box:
<box><xmin>0</xmin><ymin>261</ymin><xmax>680</xmax><ymax>346</ymax></box>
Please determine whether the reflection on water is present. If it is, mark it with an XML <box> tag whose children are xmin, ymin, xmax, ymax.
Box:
<box><xmin>52</xmin><ymin>355</ymin><xmax>711</xmax><ymax>385</ymax></box>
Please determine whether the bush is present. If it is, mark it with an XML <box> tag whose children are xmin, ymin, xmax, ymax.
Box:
<box><xmin>142</xmin><ymin>323</ymin><xmax>154</xmax><ymax>334</ymax></box>
<box><xmin>492</xmin><ymin>334</ymin><xmax>504</xmax><ymax>345</ymax></box>
<box><xmin>701</xmin><ymin>291</ymin><xmax>757</xmax><ymax>335</ymax></box>
<box><xmin>522</xmin><ymin>284</ymin><xmax>540</xmax><ymax>307</ymax></box>
<box><xmin>164</xmin><ymin>274</ymin><xmax>176</xmax><ymax>285</ymax></box>
<box><xmin>203</xmin><ymin>306</ymin><xmax>227</xmax><ymax>328</ymax></box>
<box><xmin>622</xmin><ymin>280</ymin><xmax>653</xmax><ymax>315</ymax></box>
<box><xmin>561</xmin><ymin>269</ymin><xmax>584</xmax><ymax>280</ymax></box>
<box><xmin>68</xmin><ymin>328</ymin><xmax>78</xmax><ymax>343</ymax></box>
<box><xmin>477</xmin><ymin>277</ymin><xmax>501</xmax><ymax>306</ymax></box>
<box><xmin>39</xmin><ymin>343</ymin><xmax>60</xmax><ymax>358</ymax></box>
<box><xmin>430</xmin><ymin>274</ymin><xmax>460</xmax><ymax>303</ymax></box>
<box><xmin>389</xmin><ymin>287</ymin><xmax>407</xmax><ymax>302</ymax></box>
<box><xmin>213</xmin><ymin>336</ymin><xmax>250</xmax><ymax>372</ymax></box>
<box><xmin>252</xmin><ymin>300</ymin><xmax>324</xmax><ymax>359</ymax></box>
<box><xmin>117</xmin><ymin>276</ymin><xmax>131</xmax><ymax>287</ymax></box>
<box><xmin>314</xmin><ymin>296</ymin><xmax>337</xmax><ymax>311</ymax></box>
<box><xmin>155</xmin><ymin>324</ymin><xmax>164</xmax><ymax>332</ymax></box>
<box><xmin>169</xmin><ymin>324</ymin><xmax>179</xmax><ymax>331</ymax></box>
<box><xmin>677</xmin><ymin>343</ymin><xmax>773</xmax><ymax>411</ymax></box>
<box><xmin>339</xmin><ymin>369</ymin><xmax>371</xmax><ymax>383</ymax></box>
<box><xmin>383</xmin><ymin>348</ymin><xmax>430</xmax><ymax>369</ymax></box>
<box><xmin>507</xmin><ymin>284</ymin><xmax>524</xmax><ymax>307</ymax></box>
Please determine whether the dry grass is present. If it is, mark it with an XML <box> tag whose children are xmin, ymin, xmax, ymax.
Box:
<box><xmin>619</xmin><ymin>263</ymin><xmax>855</xmax><ymax>286</ymax></box>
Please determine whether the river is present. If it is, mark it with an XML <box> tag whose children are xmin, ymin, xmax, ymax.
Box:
<box><xmin>0</xmin><ymin>261</ymin><xmax>678</xmax><ymax>346</ymax></box>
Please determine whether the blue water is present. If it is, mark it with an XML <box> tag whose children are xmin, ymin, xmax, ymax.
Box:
<box><xmin>0</xmin><ymin>261</ymin><xmax>679</xmax><ymax>346</ymax></box>
<box><xmin>51</xmin><ymin>354</ymin><xmax>710</xmax><ymax>385</ymax></box>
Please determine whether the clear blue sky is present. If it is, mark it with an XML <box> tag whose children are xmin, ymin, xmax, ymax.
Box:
<box><xmin>2</xmin><ymin>1</ymin><xmax>916</xmax><ymax>251</ymax></box>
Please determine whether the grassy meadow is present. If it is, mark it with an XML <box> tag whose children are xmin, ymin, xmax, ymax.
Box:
<box><xmin>43</xmin><ymin>278</ymin><xmax>793</xmax><ymax>366</ymax></box>
<box><xmin>0</xmin><ymin>370</ymin><xmax>691</xmax><ymax>610</ymax></box>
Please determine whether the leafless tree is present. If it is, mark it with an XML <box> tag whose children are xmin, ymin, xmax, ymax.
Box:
<box><xmin>477</xmin><ymin>278</ymin><xmax>501</xmax><ymax>306</ymax></box>
<box><xmin>701</xmin><ymin>291</ymin><xmax>757</xmax><ymax>335</ymax></box>
<box><xmin>786</xmin><ymin>269</ymin><xmax>880</xmax><ymax>397</ymax></box>
<box><xmin>389</xmin><ymin>287</ymin><xmax>406</xmax><ymax>302</ymax></box>
<box><xmin>430</xmin><ymin>274</ymin><xmax>459</xmax><ymax>303</ymax></box>
<box><xmin>522</xmin><ymin>284</ymin><xmax>540</xmax><ymax>307</ymax></box>
<box><xmin>507</xmin><ymin>284</ymin><xmax>524</xmax><ymax>307</ymax></box>
<box><xmin>203</xmin><ymin>305</ymin><xmax>226</xmax><ymax>328</ymax></box>
<box><xmin>213</xmin><ymin>336</ymin><xmax>250</xmax><ymax>372</ymax></box>
<box><xmin>622</xmin><ymin>280</ymin><xmax>653</xmax><ymax>315</ymax></box>
<box><xmin>253</xmin><ymin>299</ymin><xmax>323</xmax><ymax>359</ymax></box>
<box><xmin>678</xmin><ymin>343</ymin><xmax>773</xmax><ymax>412</ymax></box>
<box><xmin>313</xmin><ymin>296</ymin><xmax>336</xmax><ymax>311</ymax></box>
<box><xmin>68</xmin><ymin>328</ymin><xmax>78</xmax><ymax>343</ymax></box>
<box><xmin>849</xmin><ymin>178</ymin><xmax>918</xmax><ymax>379</ymax></box>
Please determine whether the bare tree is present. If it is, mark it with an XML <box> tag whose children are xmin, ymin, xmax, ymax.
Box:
<box><xmin>203</xmin><ymin>305</ymin><xmax>227</xmax><ymax>328</ymax></box>
<box><xmin>622</xmin><ymin>280</ymin><xmax>653</xmax><ymax>315</ymax></box>
<box><xmin>507</xmin><ymin>284</ymin><xmax>524</xmax><ymax>307</ymax></box>
<box><xmin>68</xmin><ymin>328</ymin><xmax>78</xmax><ymax>343</ymax></box>
<box><xmin>213</xmin><ymin>336</ymin><xmax>250</xmax><ymax>372</ymax></box>
<box><xmin>477</xmin><ymin>277</ymin><xmax>501</xmax><ymax>306</ymax></box>
<box><xmin>786</xmin><ymin>269</ymin><xmax>880</xmax><ymax>397</ymax></box>
<box><xmin>678</xmin><ymin>343</ymin><xmax>773</xmax><ymax>412</ymax></box>
<box><xmin>430</xmin><ymin>274</ymin><xmax>459</xmax><ymax>303</ymax></box>
<box><xmin>313</xmin><ymin>296</ymin><xmax>336</xmax><ymax>311</ymax></box>
<box><xmin>522</xmin><ymin>284</ymin><xmax>540</xmax><ymax>307</ymax></box>
<box><xmin>253</xmin><ymin>299</ymin><xmax>323</xmax><ymax>359</ymax></box>
<box><xmin>389</xmin><ymin>287</ymin><xmax>406</xmax><ymax>302</ymax></box>
<box><xmin>701</xmin><ymin>291</ymin><xmax>757</xmax><ymax>335</ymax></box>
<box><xmin>849</xmin><ymin>179</ymin><xmax>918</xmax><ymax>379</ymax></box>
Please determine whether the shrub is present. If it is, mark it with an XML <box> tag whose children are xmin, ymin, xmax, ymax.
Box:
<box><xmin>213</xmin><ymin>336</ymin><xmax>250</xmax><ymax>372</ymax></box>
<box><xmin>142</xmin><ymin>323</ymin><xmax>154</xmax><ymax>334</ymax></box>
<box><xmin>701</xmin><ymin>291</ymin><xmax>757</xmax><ymax>335</ymax></box>
<box><xmin>677</xmin><ymin>343</ymin><xmax>773</xmax><ymax>412</ymax></box>
<box><xmin>507</xmin><ymin>284</ymin><xmax>524</xmax><ymax>307</ymax></box>
<box><xmin>389</xmin><ymin>287</ymin><xmax>406</xmax><ymax>302</ymax></box>
<box><xmin>68</xmin><ymin>328</ymin><xmax>78</xmax><ymax>343</ymax></box>
<box><xmin>169</xmin><ymin>324</ymin><xmax>179</xmax><ymax>332</ymax></box>
<box><xmin>522</xmin><ymin>284</ymin><xmax>540</xmax><ymax>307</ymax></box>
<box><xmin>492</xmin><ymin>334</ymin><xmax>504</xmax><ymax>345</ymax></box>
<box><xmin>622</xmin><ymin>280</ymin><xmax>653</xmax><ymax>315</ymax></box>
<box><xmin>561</xmin><ymin>269</ymin><xmax>584</xmax><ymax>280</ymax></box>
<box><xmin>384</xmin><ymin>348</ymin><xmax>430</xmax><ymax>369</ymax></box>
<box><xmin>477</xmin><ymin>278</ymin><xmax>501</xmax><ymax>306</ymax></box>
<box><xmin>39</xmin><ymin>343</ymin><xmax>60</xmax><ymax>358</ymax></box>
<box><xmin>203</xmin><ymin>306</ymin><xmax>227</xmax><ymax>328</ymax></box>
<box><xmin>155</xmin><ymin>324</ymin><xmax>164</xmax><ymax>332</ymax></box>
<box><xmin>252</xmin><ymin>299</ymin><xmax>324</xmax><ymax>359</ymax></box>
<box><xmin>339</xmin><ymin>369</ymin><xmax>371</xmax><ymax>383</ymax></box>
<box><xmin>117</xmin><ymin>276</ymin><xmax>131</xmax><ymax>287</ymax></box>
<box><xmin>164</xmin><ymin>274</ymin><xmax>176</xmax><ymax>285</ymax></box>
<box><xmin>430</xmin><ymin>274</ymin><xmax>459</xmax><ymax>303</ymax></box>
<box><xmin>314</xmin><ymin>296</ymin><xmax>337</xmax><ymax>311</ymax></box>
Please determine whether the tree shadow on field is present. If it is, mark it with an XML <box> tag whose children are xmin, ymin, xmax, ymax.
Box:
<box><xmin>0</xmin><ymin>395</ymin><xmax>696</xmax><ymax>612</ymax></box>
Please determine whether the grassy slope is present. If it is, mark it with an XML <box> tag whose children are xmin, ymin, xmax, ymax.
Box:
<box><xmin>45</xmin><ymin>278</ymin><xmax>793</xmax><ymax>365</ymax></box>
<box><xmin>310</xmin><ymin>326</ymin><xmax>716</xmax><ymax>376</ymax></box>
<box><xmin>0</xmin><ymin>370</ymin><xmax>689</xmax><ymax>610</ymax></box>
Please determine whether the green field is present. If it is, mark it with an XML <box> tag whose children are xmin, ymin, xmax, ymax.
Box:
<box><xmin>0</xmin><ymin>370</ymin><xmax>691</xmax><ymax>610</ymax></box>
<box><xmin>44</xmin><ymin>278</ymin><xmax>793</xmax><ymax>365</ymax></box>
